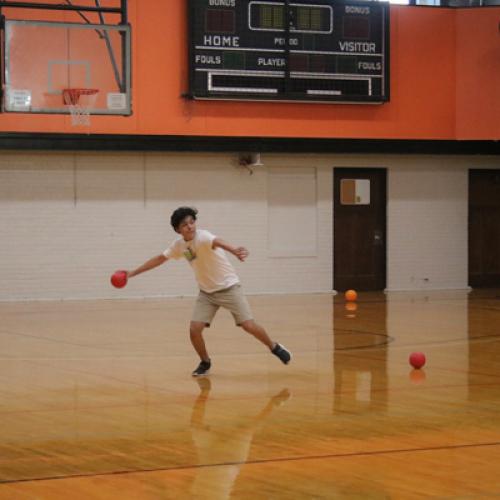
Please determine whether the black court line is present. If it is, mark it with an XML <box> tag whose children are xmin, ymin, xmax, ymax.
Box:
<box><xmin>0</xmin><ymin>329</ymin><xmax>393</xmax><ymax>361</ymax></box>
<box><xmin>2</xmin><ymin>326</ymin><xmax>499</xmax><ymax>354</ymax></box>
<box><xmin>1</xmin><ymin>441</ymin><xmax>499</xmax><ymax>485</ymax></box>
<box><xmin>390</xmin><ymin>333</ymin><xmax>500</xmax><ymax>349</ymax></box>
<box><xmin>1</xmin><ymin>330</ymin><xmax>499</xmax><ymax>363</ymax></box>
<box><xmin>333</xmin><ymin>330</ymin><xmax>500</xmax><ymax>351</ymax></box>
<box><xmin>332</xmin><ymin>329</ymin><xmax>394</xmax><ymax>350</ymax></box>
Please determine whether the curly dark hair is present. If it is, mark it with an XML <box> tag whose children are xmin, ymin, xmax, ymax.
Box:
<box><xmin>170</xmin><ymin>206</ymin><xmax>198</xmax><ymax>230</ymax></box>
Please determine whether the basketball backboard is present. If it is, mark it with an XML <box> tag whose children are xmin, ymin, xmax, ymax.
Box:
<box><xmin>0</xmin><ymin>1</ymin><xmax>131</xmax><ymax>116</ymax></box>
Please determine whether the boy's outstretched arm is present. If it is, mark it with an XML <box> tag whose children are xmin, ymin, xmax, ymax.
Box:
<box><xmin>213</xmin><ymin>238</ymin><xmax>249</xmax><ymax>262</ymax></box>
<box><xmin>127</xmin><ymin>254</ymin><xmax>168</xmax><ymax>278</ymax></box>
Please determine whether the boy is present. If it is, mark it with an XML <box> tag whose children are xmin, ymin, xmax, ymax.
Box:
<box><xmin>125</xmin><ymin>207</ymin><xmax>291</xmax><ymax>376</ymax></box>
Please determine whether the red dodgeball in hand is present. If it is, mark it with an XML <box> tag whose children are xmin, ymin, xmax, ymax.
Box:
<box><xmin>111</xmin><ymin>270</ymin><xmax>128</xmax><ymax>289</ymax></box>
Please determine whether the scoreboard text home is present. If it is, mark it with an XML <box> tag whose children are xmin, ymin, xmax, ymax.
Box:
<box><xmin>189</xmin><ymin>0</ymin><xmax>390</xmax><ymax>104</ymax></box>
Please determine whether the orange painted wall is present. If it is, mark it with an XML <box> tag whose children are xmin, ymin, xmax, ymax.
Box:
<box><xmin>0</xmin><ymin>1</ymin><xmax>497</xmax><ymax>140</ymax></box>
<box><xmin>455</xmin><ymin>8</ymin><xmax>500</xmax><ymax>140</ymax></box>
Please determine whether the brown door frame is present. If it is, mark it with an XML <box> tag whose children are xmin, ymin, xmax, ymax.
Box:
<box><xmin>333</xmin><ymin>167</ymin><xmax>387</xmax><ymax>291</ymax></box>
<box><xmin>468</xmin><ymin>169</ymin><xmax>500</xmax><ymax>288</ymax></box>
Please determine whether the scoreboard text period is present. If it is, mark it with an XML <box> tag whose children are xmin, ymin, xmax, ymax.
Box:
<box><xmin>189</xmin><ymin>0</ymin><xmax>390</xmax><ymax>104</ymax></box>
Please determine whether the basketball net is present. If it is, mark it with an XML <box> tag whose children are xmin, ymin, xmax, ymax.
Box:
<box><xmin>62</xmin><ymin>88</ymin><xmax>98</xmax><ymax>127</ymax></box>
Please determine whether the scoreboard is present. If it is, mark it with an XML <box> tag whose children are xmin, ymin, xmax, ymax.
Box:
<box><xmin>188</xmin><ymin>0</ymin><xmax>390</xmax><ymax>104</ymax></box>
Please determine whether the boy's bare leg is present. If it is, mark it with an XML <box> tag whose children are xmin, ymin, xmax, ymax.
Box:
<box><xmin>240</xmin><ymin>319</ymin><xmax>275</xmax><ymax>350</ymax></box>
<box><xmin>190</xmin><ymin>321</ymin><xmax>210</xmax><ymax>361</ymax></box>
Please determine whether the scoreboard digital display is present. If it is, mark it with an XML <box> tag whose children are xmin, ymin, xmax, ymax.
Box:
<box><xmin>188</xmin><ymin>0</ymin><xmax>390</xmax><ymax>104</ymax></box>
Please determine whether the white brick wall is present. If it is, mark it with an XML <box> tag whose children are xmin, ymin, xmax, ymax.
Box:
<box><xmin>0</xmin><ymin>151</ymin><xmax>332</xmax><ymax>300</ymax></box>
<box><xmin>0</xmin><ymin>152</ymin><xmax>498</xmax><ymax>300</ymax></box>
<box><xmin>387</xmin><ymin>158</ymin><xmax>469</xmax><ymax>291</ymax></box>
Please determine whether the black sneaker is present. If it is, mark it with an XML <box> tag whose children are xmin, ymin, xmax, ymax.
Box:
<box><xmin>192</xmin><ymin>359</ymin><xmax>211</xmax><ymax>377</ymax></box>
<box><xmin>271</xmin><ymin>343</ymin><xmax>291</xmax><ymax>364</ymax></box>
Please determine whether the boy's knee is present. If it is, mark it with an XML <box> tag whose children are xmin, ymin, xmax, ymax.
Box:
<box><xmin>190</xmin><ymin>321</ymin><xmax>205</xmax><ymax>336</ymax></box>
<box><xmin>240</xmin><ymin>319</ymin><xmax>257</xmax><ymax>333</ymax></box>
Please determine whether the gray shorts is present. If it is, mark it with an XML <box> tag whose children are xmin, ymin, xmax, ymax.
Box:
<box><xmin>192</xmin><ymin>284</ymin><xmax>253</xmax><ymax>326</ymax></box>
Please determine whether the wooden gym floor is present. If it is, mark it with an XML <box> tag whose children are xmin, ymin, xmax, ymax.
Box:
<box><xmin>0</xmin><ymin>289</ymin><xmax>499</xmax><ymax>499</ymax></box>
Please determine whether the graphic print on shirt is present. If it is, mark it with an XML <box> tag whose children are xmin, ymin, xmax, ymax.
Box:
<box><xmin>183</xmin><ymin>245</ymin><xmax>197</xmax><ymax>262</ymax></box>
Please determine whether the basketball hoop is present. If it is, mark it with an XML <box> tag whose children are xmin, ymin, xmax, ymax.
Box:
<box><xmin>62</xmin><ymin>88</ymin><xmax>98</xmax><ymax>126</ymax></box>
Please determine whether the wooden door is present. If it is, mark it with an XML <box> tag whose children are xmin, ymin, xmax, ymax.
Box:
<box><xmin>334</xmin><ymin>168</ymin><xmax>386</xmax><ymax>291</ymax></box>
<box><xmin>469</xmin><ymin>169</ymin><xmax>500</xmax><ymax>287</ymax></box>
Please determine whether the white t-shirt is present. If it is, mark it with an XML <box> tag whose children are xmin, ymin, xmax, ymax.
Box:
<box><xmin>163</xmin><ymin>229</ymin><xmax>240</xmax><ymax>293</ymax></box>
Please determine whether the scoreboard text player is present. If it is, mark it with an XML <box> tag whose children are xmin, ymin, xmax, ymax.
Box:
<box><xmin>189</xmin><ymin>0</ymin><xmax>390</xmax><ymax>104</ymax></box>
